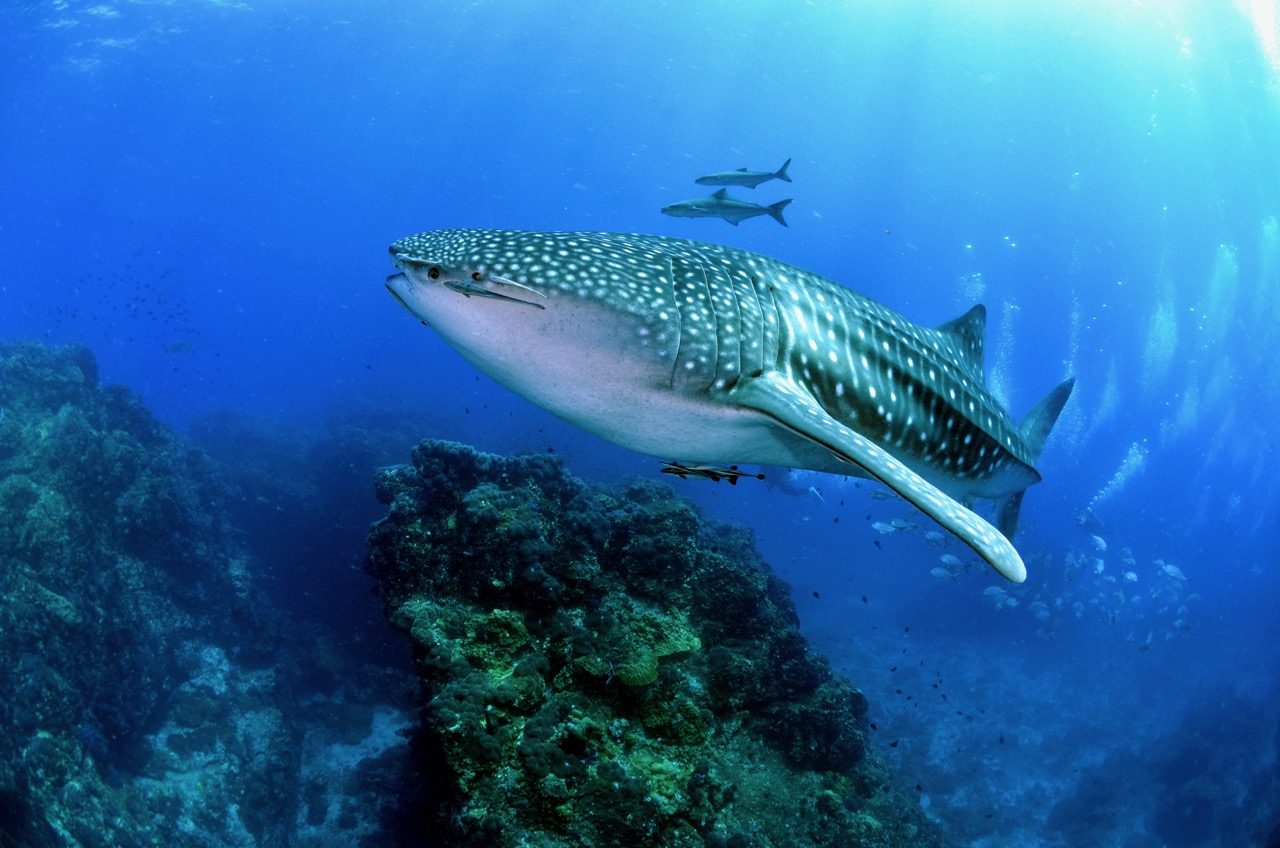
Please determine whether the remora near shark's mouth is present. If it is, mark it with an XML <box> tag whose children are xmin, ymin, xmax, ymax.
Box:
<box><xmin>385</xmin><ymin>228</ymin><xmax>1073</xmax><ymax>583</ymax></box>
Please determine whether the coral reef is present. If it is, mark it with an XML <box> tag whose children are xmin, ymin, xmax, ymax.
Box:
<box><xmin>0</xmin><ymin>340</ymin><xmax>294</xmax><ymax>846</ymax></box>
<box><xmin>0</xmin><ymin>339</ymin><xmax>945</xmax><ymax>846</ymax></box>
<box><xmin>0</xmin><ymin>341</ymin><xmax>425</xmax><ymax>848</ymax></box>
<box><xmin>366</xmin><ymin>439</ymin><xmax>946</xmax><ymax>848</ymax></box>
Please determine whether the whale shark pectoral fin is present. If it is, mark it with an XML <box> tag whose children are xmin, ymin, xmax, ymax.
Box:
<box><xmin>730</xmin><ymin>373</ymin><xmax>1027</xmax><ymax>583</ymax></box>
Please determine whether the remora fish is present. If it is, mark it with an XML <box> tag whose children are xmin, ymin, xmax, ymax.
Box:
<box><xmin>661</xmin><ymin>189</ymin><xmax>792</xmax><ymax>227</ymax></box>
<box><xmin>695</xmin><ymin>158</ymin><xmax>793</xmax><ymax>188</ymax></box>
<box><xmin>385</xmin><ymin>229</ymin><xmax>1074</xmax><ymax>582</ymax></box>
<box><xmin>659</xmin><ymin>461</ymin><xmax>765</xmax><ymax>484</ymax></box>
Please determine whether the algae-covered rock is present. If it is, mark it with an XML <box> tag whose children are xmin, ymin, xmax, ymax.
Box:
<box><xmin>366</xmin><ymin>439</ymin><xmax>947</xmax><ymax>848</ymax></box>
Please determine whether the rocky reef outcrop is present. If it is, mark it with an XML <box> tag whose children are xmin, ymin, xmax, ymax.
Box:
<box><xmin>0</xmin><ymin>340</ymin><xmax>297</xmax><ymax>846</ymax></box>
<box><xmin>0</xmin><ymin>338</ymin><xmax>947</xmax><ymax>847</ymax></box>
<box><xmin>366</xmin><ymin>439</ymin><xmax>946</xmax><ymax>848</ymax></box>
<box><xmin>0</xmin><ymin>341</ymin><xmax>422</xmax><ymax>848</ymax></box>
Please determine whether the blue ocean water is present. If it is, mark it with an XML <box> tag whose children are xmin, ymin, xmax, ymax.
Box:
<box><xmin>1</xmin><ymin>1</ymin><xmax>1277</xmax><ymax>845</ymax></box>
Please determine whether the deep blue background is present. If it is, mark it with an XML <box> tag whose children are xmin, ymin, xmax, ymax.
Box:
<box><xmin>2</xmin><ymin>2</ymin><xmax>1277</xmax><ymax>844</ymax></box>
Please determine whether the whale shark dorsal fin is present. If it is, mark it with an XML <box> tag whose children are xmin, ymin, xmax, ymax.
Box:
<box><xmin>1019</xmin><ymin>377</ymin><xmax>1076</xmax><ymax>463</ymax></box>
<box><xmin>729</xmin><ymin>371</ymin><xmax>1027</xmax><ymax>582</ymax></box>
<box><xmin>934</xmin><ymin>304</ymin><xmax>986</xmax><ymax>379</ymax></box>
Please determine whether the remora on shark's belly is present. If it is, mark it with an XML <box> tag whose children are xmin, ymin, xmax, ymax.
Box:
<box><xmin>385</xmin><ymin>229</ymin><xmax>1073</xmax><ymax>583</ymax></box>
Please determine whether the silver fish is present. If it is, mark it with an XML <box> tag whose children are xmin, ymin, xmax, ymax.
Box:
<box><xmin>661</xmin><ymin>189</ymin><xmax>792</xmax><ymax>227</ymax></box>
<box><xmin>694</xmin><ymin>158</ymin><xmax>792</xmax><ymax>189</ymax></box>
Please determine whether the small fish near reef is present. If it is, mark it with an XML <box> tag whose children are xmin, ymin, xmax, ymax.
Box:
<box><xmin>385</xmin><ymin>228</ymin><xmax>1073</xmax><ymax>582</ymax></box>
<box><xmin>659</xmin><ymin>461</ymin><xmax>765</xmax><ymax>485</ymax></box>
<box><xmin>661</xmin><ymin>189</ymin><xmax>792</xmax><ymax>227</ymax></box>
<box><xmin>695</xmin><ymin>158</ymin><xmax>793</xmax><ymax>189</ymax></box>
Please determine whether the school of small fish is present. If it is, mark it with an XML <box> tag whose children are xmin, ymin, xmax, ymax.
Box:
<box><xmin>799</xmin><ymin>478</ymin><xmax>1204</xmax><ymax>651</ymax></box>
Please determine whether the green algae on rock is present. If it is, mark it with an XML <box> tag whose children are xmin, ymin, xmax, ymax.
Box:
<box><xmin>366</xmin><ymin>439</ymin><xmax>947</xmax><ymax>848</ymax></box>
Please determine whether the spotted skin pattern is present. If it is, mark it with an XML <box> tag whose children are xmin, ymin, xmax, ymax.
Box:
<box><xmin>388</xmin><ymin>229</ymin><xmax>1072</xmax><ymax>582</ymax></box>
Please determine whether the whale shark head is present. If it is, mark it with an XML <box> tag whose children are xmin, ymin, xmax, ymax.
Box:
<box><xmin>386</xmin><ymin>229</ymin><xmax>711</xmax><ymax>459</ymax></box>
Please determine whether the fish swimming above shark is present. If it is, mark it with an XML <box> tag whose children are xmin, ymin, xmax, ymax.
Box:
<box><xmin>695</xmin><ymin>158</ymin><xmax>793</xmax><ymax>188</ymax></box>
<box><xmin>385</xmin><ymin>229</ymin><xmax>1074</xmax><ymax>583</ymax></box>
<box><xmin>662</xmin><ymin>189</ymin><xmax>792</xmax><ymax>227</ymax></box>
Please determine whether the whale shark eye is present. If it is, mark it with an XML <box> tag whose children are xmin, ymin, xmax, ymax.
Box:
<box><xmin>471</xmin><ymin>271</ymin><xmax>483</xmax><ymax>281</ymax></box>
<box><xmin>428</xmin><ymin>266</ymin><xmax>441</xmax><ymax>280</ymax></box>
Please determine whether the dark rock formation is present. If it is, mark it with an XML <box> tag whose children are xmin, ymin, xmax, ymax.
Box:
<box><xmin>366</xmin><ymin>439</ymin><xmax>946</xmax><ymax>848</ymax></box>
<box><xmin>0</xmin><ymin>341</ymin><xmax>423</xmax><ymax>848</ymax></box>
<box><xmin>0</xmin><ymin>340</ymin><xmax>295</xmax><ymax>846</ymax></box>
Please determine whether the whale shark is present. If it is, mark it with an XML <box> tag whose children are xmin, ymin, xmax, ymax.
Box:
<box><xmin>385</xmin><ymin>229</ymin><xmax>1073</xmax><ymax>582</ymax></box>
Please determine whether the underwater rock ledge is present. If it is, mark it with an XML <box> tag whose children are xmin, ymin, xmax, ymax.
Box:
<box><xmin>0</xmin><ymin>340</ymin><xmax>427</xmax><ymax>848</ymax></box>
<box><xmin>365</xmin><ymin>439</ymin><xmax>946</xmax><ymax>848</ymax></box>
<box><xmin>0</xmin><ymin>340</ymin><xmax>295</xmax><ymax>847</ymax></box>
